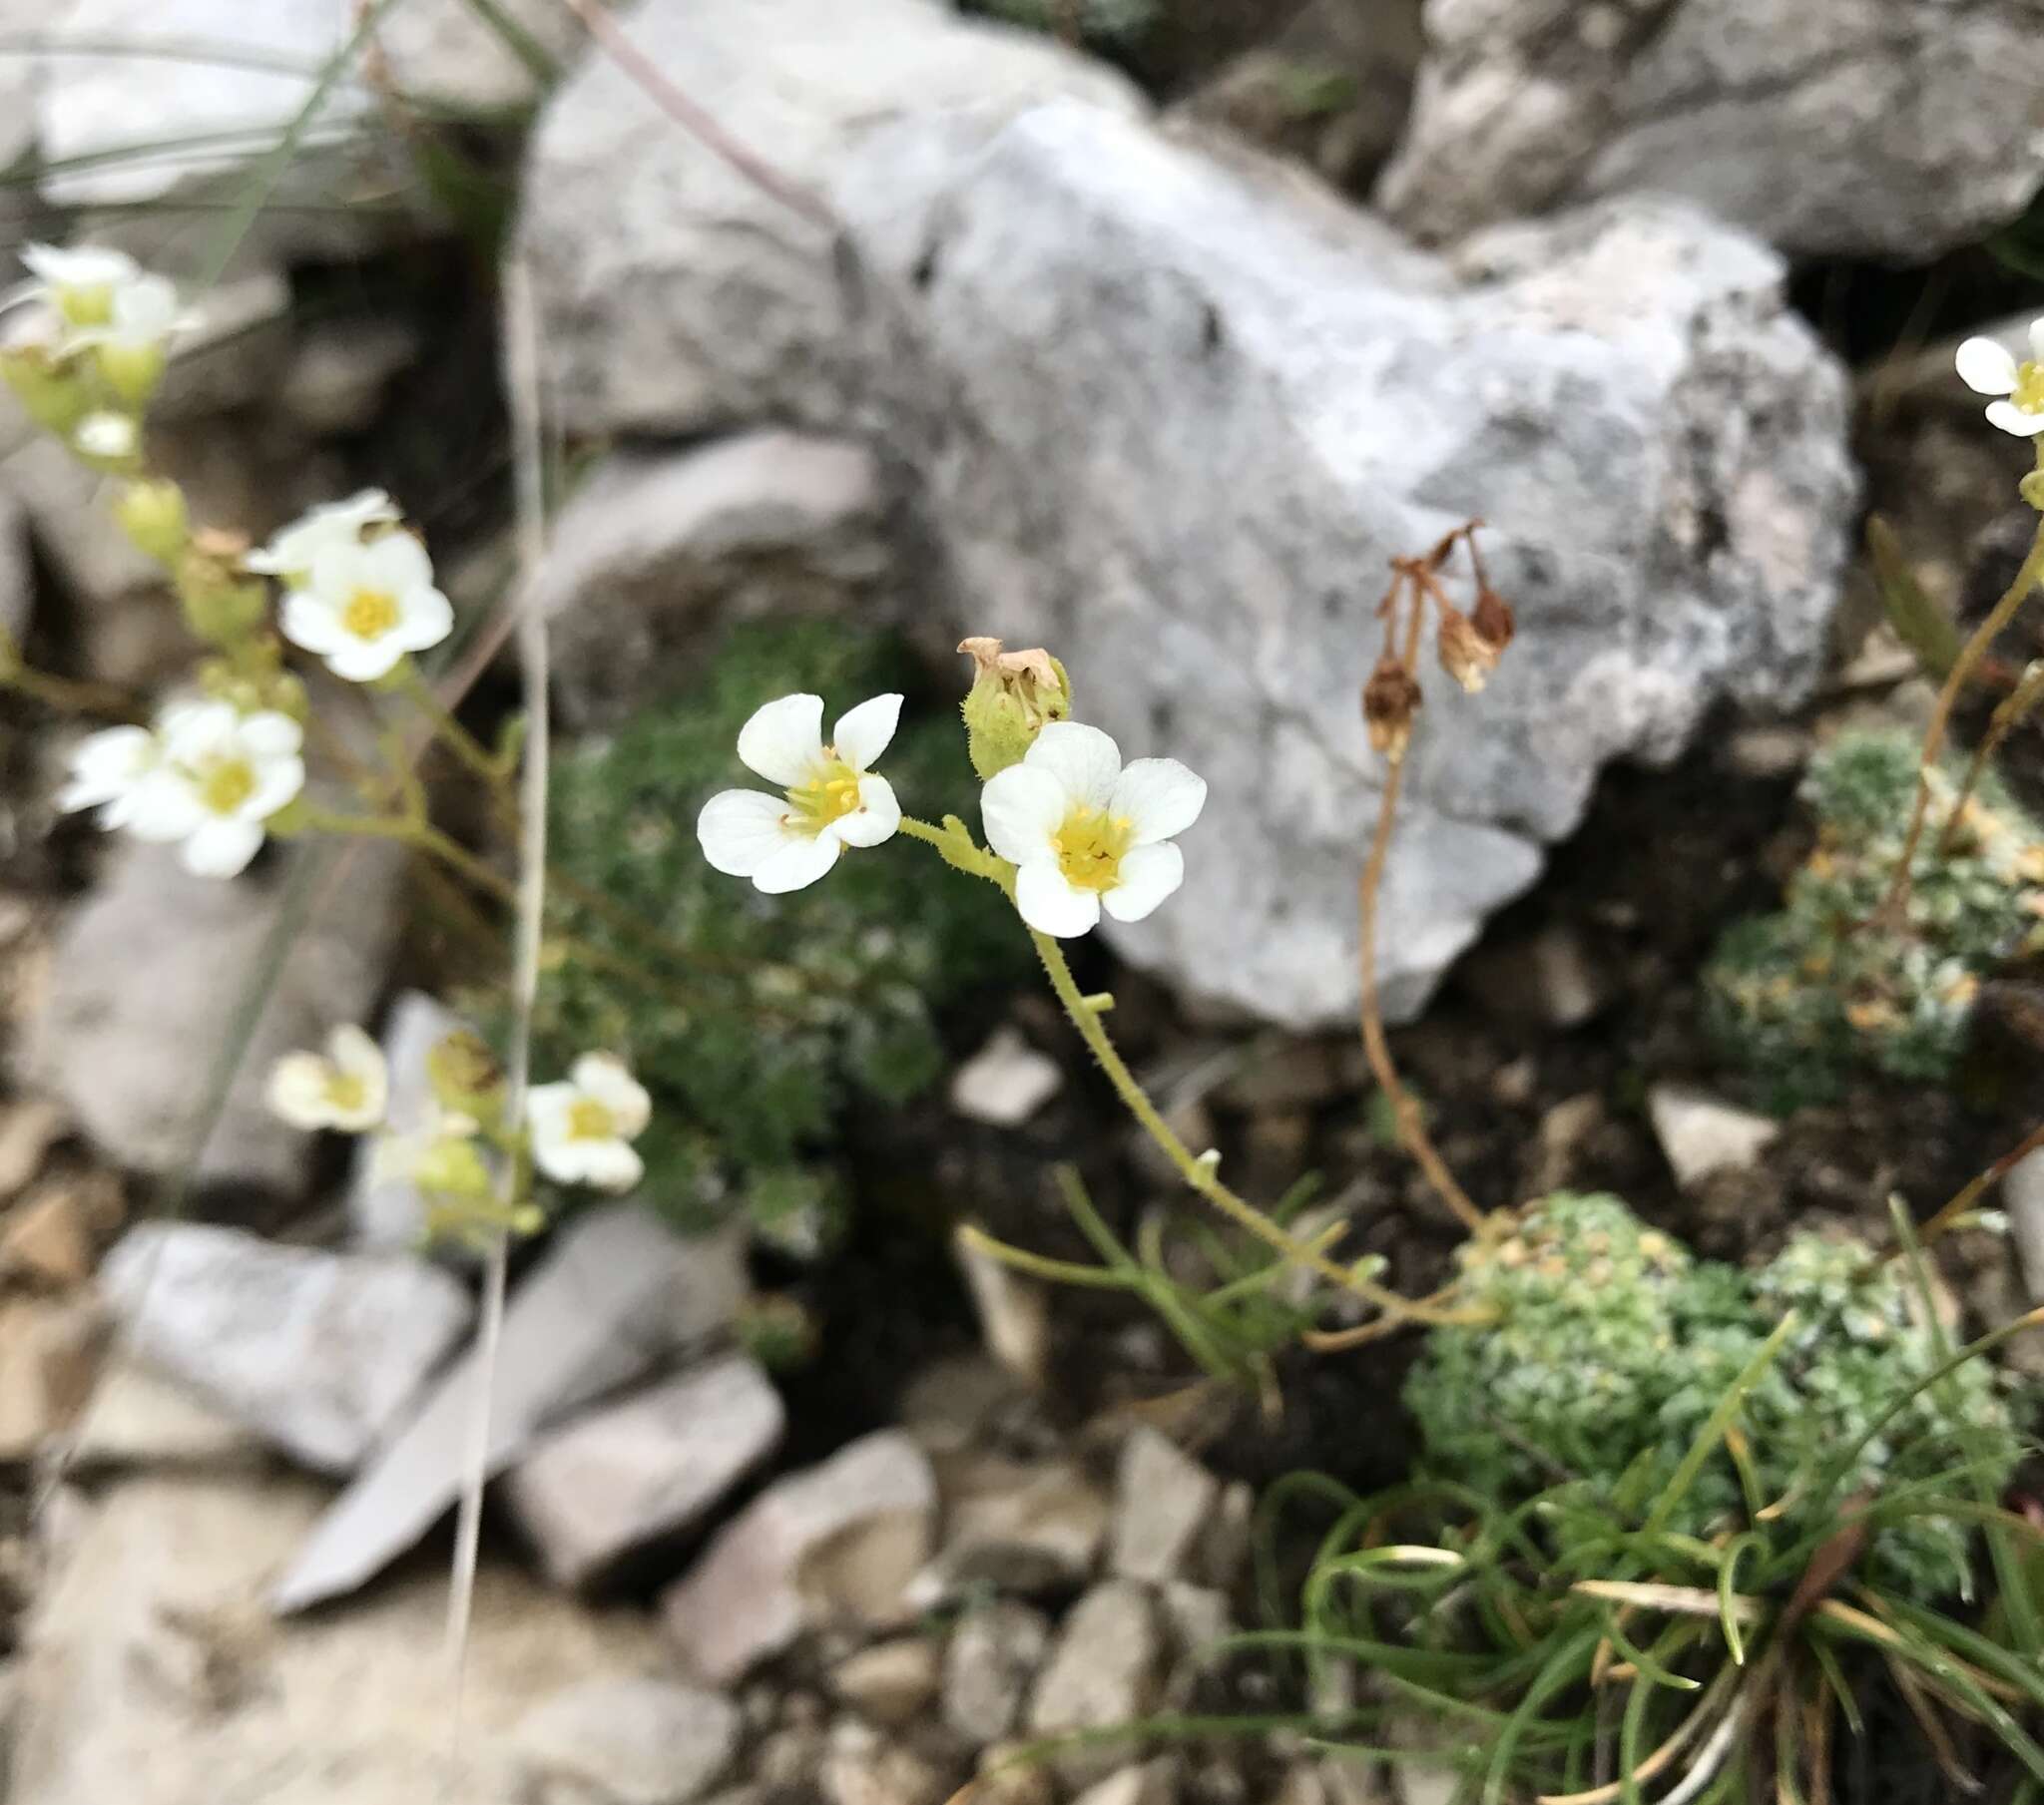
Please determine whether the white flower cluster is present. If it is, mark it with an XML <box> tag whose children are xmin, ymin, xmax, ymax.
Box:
<box><xmin>14</xmin><ymin>244</ymin><xmax>184</xmax><ymax>459</ymax></box>
<box><xmin>269</xmin><ymin>1029</ymin><xmax>652</xmax><ymax>1198</ymax></box>
<box><xmin>697</xmin><ymin>692</ymin><xmax>1207</xmax><ymax>939</ymax></box>
<box><xmin>59</xmin><ymin>697</ymin><xmax>303</xmax><ymax>877</ymax></box>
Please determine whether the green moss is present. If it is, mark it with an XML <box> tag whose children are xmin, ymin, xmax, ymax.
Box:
<box><xmin>524</xmin><ymin>619</ymin><xmax>1026</xmax><ymax>1242</ymax></box>
<box><xmin>1405</xmin><ymin>1191</ymin><xmax>2022</xmax><ymax>1602</ymax></box>
<box><xmin>1703</xmin><ymin>729</ymin><xmax>2044</xmax><ymax>1111</ymax></box>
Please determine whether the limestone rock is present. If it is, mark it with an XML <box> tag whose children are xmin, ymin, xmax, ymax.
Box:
<box><xmin>68</xmin><ymin>1353</ymin><xmax>262</xmax><ymax>1472</ymax></box>
<box><xmin>98</xmin><ymin>1222</ymin><xmax>472</xmax><ymax>1473</ymax></box>
<box><xmin>27</xmin><ymin>838</ymin><xmax>404</xmax><ymax>1196</ymax></box>
<box><xmin>1107</xmin><ymin>1428</ymin><xmax>1220</xmax><ymax>1585</ymax></box>
<box><xmin>507</xmin><ymin>1354</ymin><xmax>786</xmax><ymax>1590</ymax></box>
<box><xmin>950</xmin><ymin>1027</ymin><xmax>1064</xmax><ymax>1128</ymax></box>
<box><xmin>525</xmin><ymin>51</ymin><xmax>1854</xmax><ymax>1026</ymax></box>
<box><xmin>828</xmin><ymin>1637</ymin><xmax>941</xmax><ymax>1730</ymax></box>
<box><xmin>512</xmin><ymin>1676</ymin><xmax>743</xmax><ymax>1805</ymax></box>
<box><xmin>911</xmin><ymin>1454</ymin><xmax>1110</xmax><ymax>1604</ymax></box>
<box><xmin>12</xmin><ymin>1471</ymin><xmax>668</xmax><ymax>1805</ymax></box>
<box><xmin>662</xmin><ymin>1431</ymin><xmax>937</xmax><ymax>1682</ymax></box>
<box><xmin>1376</xmin><ymin>0</ymin><xmax>2044</xmax><ymax>260</ymax></box>
<box><xmin>274</xmin><ymin>1208</ymin><xmax>747</xmax><ymax>1611</ymax></box>
<box><xmin>537</xmin><ymin>433</ymin><xmax>894</xmax><ymax>726</ymax></box>
<box><xmin>1646</xmin><ymin>1084</ymin><xmax>1782</xmax><ymax>1189</ymax></box>
<box><xmin>943</xmin><ymin>1600</ymin><xmax>1051</xmax><ymax>1743</ymax></box>
<box><xmin>1026</xmin><ymin>1580</ymin><xmax>1163</xmax><ymax>1789</ymax></box>
<box><xmin>518</xmin><ymin>0</ymin><xmax>1144</xmax><ymax>435</ymax></box>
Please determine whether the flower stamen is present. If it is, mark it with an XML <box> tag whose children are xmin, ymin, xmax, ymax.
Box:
<box><xmin>342</xmin><ymin>587</ymin><xmax>400</xmax><ymax>641</ymax></box>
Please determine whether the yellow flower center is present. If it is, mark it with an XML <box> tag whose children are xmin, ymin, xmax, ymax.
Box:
<box><xmin>1051</xmin><ymin>804</ymin><xmax>1135</xmax><ymax>893</ymax></box>
<box><xmin>566</xmin><ymin>1098</ymin><xmax>616</xmax><ymax>1141</ymax></box>
<box><xmin>325</xmin><ymin>1072</ymin><xmax>368</xmax><ymax>1114</ymax></box>
<box><xmin>198</xmin><ymin>757</ymin><xmax>256</xmax><ymax>816</ymax></box>
<box><xmin>342</xmin><ymin>588</ymin><xmax>400</xmax><ymax>641</ymax></box>
<box><xmin>2017</xmin><ymin>362</ymin><xmax>2044</xmax><ymax>415</ymax></box>
<box><xmin>782</xmin><ymin>753</ymin><xmax>862</xmax><ymax>837</ymax></box>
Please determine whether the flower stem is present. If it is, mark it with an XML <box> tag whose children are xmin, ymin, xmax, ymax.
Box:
<box><xmin>1</xmin><ymin>664</ymin><xmax>141</xmax><ymax>721</ymax></box>
<box><xmin>1872</xmin><ymin>512</ymin><xmax>2044</xmax><ymax>928</ymax></box>
<box><xmin>401</xmin><ymin>662</ymin><xmax>512</xmax><ymax>794</ymax></box>
<box><xmin>896</xmin><ymin>813</ymin><xmax>1478</xmax><ymax>1327</ymax></box>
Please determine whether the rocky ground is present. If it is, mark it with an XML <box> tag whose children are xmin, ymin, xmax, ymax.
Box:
<box><xmin>0</xmin><ymin>1</ymin><xmax>2037</xmax><ymax>1802</ymax></box>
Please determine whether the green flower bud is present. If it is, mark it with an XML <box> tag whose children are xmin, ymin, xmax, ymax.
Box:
<box><xmin>958</xmin><ymin>637</ymin><xmax>1071</xmax><ymax>779</ymax></box>
<box><xmin>427</xmin><ymin>1031</ymin><xmax>506</xmax><ymax>1131</ymax></box>
<box><xmin>96</xmin><ymin>338</ymin><xmax>167</xmax><ymax>409</ymax></box>
<box><xmin>0</xmin><ymin>346</ymin><xmax>88</xmax><ymax>439</ymax></box>
<box><xmin>114</xmin><ymin>478</ymin><xmax>190</xmax><ymax>566</ymax></box>
<box><xmin>414</xmin><ymin>1133</ymin><xmax>492</xmax><ymax>1200</ymax></box>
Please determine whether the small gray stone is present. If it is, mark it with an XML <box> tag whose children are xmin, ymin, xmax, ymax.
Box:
<box><xmin>98</xmin><ymin>1223</ymin><xmax>471</xmax><ymax>1473</ymax></box>
<box><xmin>537</xmin><ymin>433</ymin><xmax>894</xmax><ymax>726</ymax></box>
<box><xmin>943</xmin><ymin>1600</ymin><xmax>1051</xmax><ymax>1743</ymax></box>
<box><xmin>68</xmin><ymin>1352</ymin><xmax>262</xmax><ymax>1473</ymax></box>
<box><xmin>507</xmin><ymin>1354</ymin><xmax>785</xmax><ymax>1591</ymax></box>
<box><xmin>828</xmin><ymin>1637</ymin><xmax>941</xmax><ymax>1729</ymax></box>
<box><xmin>1647</xmin><ymin>1085</ymin><xmax>1782</xmax><ymax>1189</ymax></box>
<box><xmin>1108</xmin><ymin>1429</ymin><xmax>1221</xmax><ymax>1586</ymax></box>
<box><xmin>911</xmin><ymin>1455</ymin><xmax>1110</xmax><ymax>1605</ymax></box>
<box><xmin>950</xmin><ymin>1027</ymin><xmax>1064</xmax><ymax>1128</ymax></box>
<box><xmin>1455</xmin><ymin>924</ymin><xmax>1611</xmax><ymax>1030</ymax></box>
<box><xmin>274</xmin><ymin>1208</ymin><xmax>747</xmax><ymax>1611</ymax></box>
<box><xmin>513</xmin><ymin>1676</ymin><xmax>742</xmax><ymax>1805</ymax></box>
<box><xmin>28</xmin><ymin>838</ymin><xmax>404</xmax><ymax>1196</ymax></box>
<box><xmin>1027</xmin><ymin>1580</ymin><xmax>1163</xmax><ymax>1789</ymax></box>
<box><xmin>1158</xmin><ymin>1582</ymin><xmax>1232</xmax><ymax>1664</ymax></box>
<box><xmin>818</xmin><ymin>1717</ymin><xmax>952</xmax><ymax>1805</ymax></box>
<box><xmin>663</xmin><ymin>1431</ymin><xmax>937</xmax><ymax>1683</ymax></box>
<box><xmin>1073</xmin><ymin>1761</ymin><xmax>1179</xmax><ymax>1805</ymax></box>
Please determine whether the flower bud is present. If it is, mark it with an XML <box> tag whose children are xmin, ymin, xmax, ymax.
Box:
<box><xmin>958</xmin><ymin>637</ymin><xmax>1071</xmax><ymax>778</ymax></box>
<box><xmin>2023</xmin><ymin>467</ymin><xmax>2044</xmax><ymax>514</ymax></box>
<box><xmin>1472</xmin><ymin>585</ymin><xmax>1515</xmax><ymax>659</ymax></box>
<box><xmin>1363</xmin><ymin>655</ymin><xmax>1422</xmax><ymax>761</ymax></box>
<box><xmin>428</xmin><ymin>1030</ymin><xmax>507</xmax><ymax>1129</ymax></box>
<box><xmin>413</xmin><ymin>1131</ymin><xmax>492</xmax><ymax>1201</ymax></box>
<box><xmin>71</xmin><ymin>410</ymin><xmax>140</xmax><ymax>472</ymax></box>
<box><xmin>1436</xmin><ymin>605</ymin><xmax>1497</xmax><ymax>693</ymax></box>
<box><xmin>0</xmin><ymin>346</ymin><xmax>88</xmax><ymax>439</ymax></box>
<box><xmin>177</xmin><ymin>540</ymin><xmax>267</xmax><ymax>647</ymax></box>
<box><xmin>95</xmin><ymin>338</ymin><xmax>167</xmax><ymax>409</ymax></box>
<box><xmin>114</xmin><ymin>478</ymin><xmax>190</xmax><ymax>565</ymax></box>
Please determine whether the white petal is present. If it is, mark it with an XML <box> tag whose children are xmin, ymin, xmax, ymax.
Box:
<box><xmin>2028</xmin><ymin>317</ymin><xmax>2044</xmax><ymax>364</ymax></box>
<box><xmin>828</xmin><ymin>773</ymin><xmax>900</xmax><ymax>848</ymax></box>
<box><xmin>1985</xmin><ymin>400</ymin><xmax>2044</xmax><ymax>438</ymax></box>
<box><xmin>159</xmin><ymin>699</ymin><xmax>238</xmax><ymax>760</ymax></box>
<box><xmin>124</xmin><ymin>770</ymin><xmax>207</xmax><ymax>841</ymax></box>
<box><xmin>115</xmin><ymin>274</ymin><xmax>179</xmax><ymax>339</ymax></box>
<box><xmin>361</xmin><ymin>531</ymin><xmax>433</xmax><ymax>596</ymax></box>
<box><xmin>329</xmin><ymin>1025</ymin><xmax>389</xmax><ymax>1117</ymax></box>
<box><xmin>392</xmin><ymin>587</ymin><xmax>454</xmax><ymax>653</ymax></box>
<box><xmin>243</xmin><ymin>753</ymin><xmax>304</xmax><ymax>820</ymax></box>
<box><xmin>325</xmin><ymin>635</ymin><xmax>407</xmax><ymax>683</ymax></box>
<box><xmin>737</xmin><ymin>693</ymin><xmax>825</xmax><ymax>787</ymax></box>
<box><xmin>572</xmin><ymin>1054</ymin><xmax>651</xmax><ymax>1137</ymax></box>
<box><xmin>1015</xmin><ymin>861</ymin><xmax>1101</xmax><ymax>938</ymax></box>
<box><xmin>831</xmin><ymin>693</ymin><xmax>902</xmax><ymax>772</ymax></box>
<box><xmin>980</xmin><ymin>764</ymin><xmax>1067</xmax><ymax>865</ymax></box>
<box><xmin>279</xmin><ymin>590</ymin><xmax>344</xmax><ymax>655</ymax></box>
<box><xmin>569</xmin><ymin>1139</ymin><xmax>644</xmax><ymax>1193</ymax></box>
<box><xmin>524</xmin><ymin>1085</ymin><xmax>577</xmax><ymax>1151</ymax></box>
<box><xmin>1110</xmin><ymin>757</ymin><xmax>1207</xmax><ymax>846</ymax></box>
<box><xmin>182</xmin><ymin>817</ymin><xmax>263</xmax><ymax>878</ymax></box>
<box><xmin>531</xmin><ymin>1132</ymin><xmax>597</xmax><ymax>1185</ymax></box>
<box><xmin>60</xmin><ymin>726</ymin><xmax>154</xmax><ymax>808</ymax></box>
<box><xmin>307</xmin><ymin>538</ymin><xmax>371</xmax><ymax>600</ymax></box>
<box><xmin>753</xmin><ymin>833</ymin><xmax>841</xmax><ymax>894</ymax></box>
<box><xmin>1025</xmin><ymin>720</ymin><xmax>1121</xmax><ymax>809</ymax></box>
<box><xmin>1956</xmin><ymin>336</ymin><xmax>2019</xmax><ymax>396</ymax></box>
<box><xmin>1102</xmin><ymin>841</ymin><xmax>1184</xmax><ymax>922</ymax></box>
<box><xmin>267</xmin><ymin>1053</ymin><xmax>336</xmax><ymax>1128</ymax></box>
<box><xmin>698</xmin><ymin>789</ymin><xmax>800</xmax><ymax>877</ymax></box>
<box><xmin>239</xmin><ymin>711</ymin><xmax>302</xmax><ymax>758</ymax></box>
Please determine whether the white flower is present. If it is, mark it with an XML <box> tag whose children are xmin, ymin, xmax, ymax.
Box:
<box><xmin>372</xmin><ymin>1101</ymin><xmax>488</xmax><ymax>1196</ymax></box>
<box><xmin>527</xmin><ymin>1054</ymin><xmax>651</xmax><ymax>1192</ymax></box>
<box><xmin>279</xmin><ymin>531</ymin><xmax>453</xmax><ymax>682</ymax></box>
<box><xmin>1957</xmin><ymin>320</ymin><xmax>2044</xmax><ymax>437</ymax></box>
<box><xmin>19</xmin><ymin>242</ymin><xmax>141</xmax><ymax>326</ymax></box>
<box><xmin>124</xmin><ymin>699</ymin><xmax>305</xmax><ymax>877</ymax></box>
<box><xmin>980</xmin><ymin>720</ymin><xmax>1206</xmax><ymax>939</ymax></box>
<box><xmin>244</xmin><ymin>489</ymin><xmax>401</xmax><ymax>582</ymax></box>
<box><xmin>57</xmin><ymin>723</ymin><xmax>165</xmax><ymax>829</ymax></box>
<box><xmin>73</xmin><ymin>411</ymin><xmax>137</xmax><ymax>461</ymax></box>
<box><xmin>696</xmin><ymin>691</ymin><xmax>904</xmax><ymax>893</ymax></box>
<box><xmin>267</xmin><ymin>1024</ymin><xmax>388</xmax><ymax>1131</ymax></box>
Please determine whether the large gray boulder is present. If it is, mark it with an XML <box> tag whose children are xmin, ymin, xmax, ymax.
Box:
<box><xmin>1376</xmin><ymin>0</ymin><xmax>2044</xmax><ymax>260</ymax></box>
<box><xmin>520</xmin><ymin>14</ymin><xmax>1854</xmax><ymax>1029</ymax></box>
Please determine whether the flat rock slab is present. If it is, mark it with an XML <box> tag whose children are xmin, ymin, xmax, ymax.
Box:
<box><xmin>99</xmin><ymin>1223</ymin><xmax>472</xmax><ymax>1474</ymax></box>
<box><xmin>512</xmin><ymin>1676</ymin><xmax>742</xmax><ymax>1805</ymax></box>
<box><xmin>507</xmin><ymin>1353</ymin><xmax>786</xmax><ymax>1590</ymax></box>
<box><xmin>662</xmin><ymin>1430</ymin><xmax>937</xmax><ymax>1683</ymax></box>
<box><xmin>272</xmin><ymin>1206</ymin><xmax>747</xmax><ymax>1613</ymax></box>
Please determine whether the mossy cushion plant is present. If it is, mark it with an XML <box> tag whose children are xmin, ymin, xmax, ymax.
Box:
<box><xmin>1406</xmin><ymin>1191</ymin><xmax>2018</xmax><ymax>1602</ymax></box>
<box><xmin>1704</xmin><ymin>728</ymin><xmax>2044</xmax><ymax>1111</ymax></box>
<box><xmin>526</xmin><ymin>619</ymin><xmax>1025</xmax><ymax>1249</ymax></box>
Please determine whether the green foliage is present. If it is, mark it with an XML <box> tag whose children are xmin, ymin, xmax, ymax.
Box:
<box><xmin>1703</xmin><ymin>728</ymin><xmax>2044</xmax><ymax>1110</ymax></box>
<box><xmin>527</xmin><ymin>620</ymin><xmax>1024</xmax><ymax>1240</ymax></box>
<box><xmin>1406</xmin><ymin>1191</ymin><xmax>2022</xmax><ymax>1601</ymax></box>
